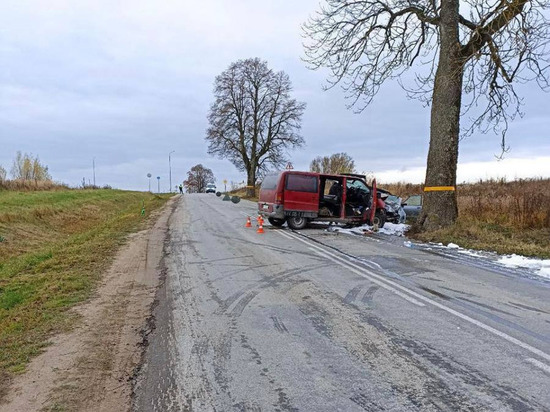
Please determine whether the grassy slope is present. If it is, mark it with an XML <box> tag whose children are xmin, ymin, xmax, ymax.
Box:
<box><xmin>410</xmin><ymin>220</ymin><xmax>550</xmax><ymax>258</ymax></box>
<box><xmin>0</xmin><ymin>189</ymin><xmax>171</xmax><ymax>387</ymax></box>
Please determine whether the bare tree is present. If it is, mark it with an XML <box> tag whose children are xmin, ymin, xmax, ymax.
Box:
<box><xmin>206</xmin><ymin>58</ymin><xmax>307</xmax><ymax>197</ymax></box>
<box><xmin>0</xmin><ymin>165</ymin><xmax>6</xmax><ymax>182</ymax></box>
<box><xmin>11</xmin><ymin>151</ymin><xmax>51</xmax><ymax>181</ymax></box>
<box><xmin>183</xmin><ymin>164</ymin><xmax>215</xmax><ymax>193</ymax></box>
<box><xmin>303</xmin><ymin>0</ymin><xmax>549</xmax><ymax>229</ymax></box>
<box><xmin>310</xmin><ymin>152</ymin><xmax>356</xmax><ymax>174</ymax></box>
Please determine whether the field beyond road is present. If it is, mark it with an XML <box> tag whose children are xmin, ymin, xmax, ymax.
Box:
<box><xmin>0</xmin><ymin>189</ymin><xmax>171</xmax><ymax>400</ymax></box>
<box><xmin>385</xmin><ymin>178</ymin><xmax>550</xmax><ymax>258</ymax></box>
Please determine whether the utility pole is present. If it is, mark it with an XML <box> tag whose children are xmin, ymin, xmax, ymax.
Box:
<box><xmin>169</xmin><ymin>150</ymin><xmax>175</xmax><ymax>193</ymax></box>
<box><xmin>93</xmin><ymin>157</ymin><xmax>96</xmax><ymax>187</ymax></box>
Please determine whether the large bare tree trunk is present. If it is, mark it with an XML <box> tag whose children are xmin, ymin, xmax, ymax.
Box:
<box><xmin>246</xmin><ymin>167</ymin><xmax>256</xmax><ymax>198</ymax></box>
<box><xmin>420</xmin><ymin>0</ymin><xmax>463</xmax><ymax>230</ymax></box>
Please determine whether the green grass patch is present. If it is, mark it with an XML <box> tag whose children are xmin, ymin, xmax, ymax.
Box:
<box><xmin>410</xmin><ymin>218</ymin><xmax>550</xmax><ymax>258</ymax></box>
<box><xmin>0</xmin><ymin>189</ymin><xmax>171</xmax><ymax>384</ymax></box>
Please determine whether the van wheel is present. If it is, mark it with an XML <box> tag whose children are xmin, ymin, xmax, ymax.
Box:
<box><xmin>287</xmin><ymin>216</ymin><xmax>308</xmax><ymax>230</ymax></box>
<box><xmin>373</xmin><ymin>210</ymin><xmax>386</xmax><ymax>228</ymax></box>
<box><xmin>268</xmin><ymin>218</ymin><xmax>285</xmax><ymax>227</ymax></box>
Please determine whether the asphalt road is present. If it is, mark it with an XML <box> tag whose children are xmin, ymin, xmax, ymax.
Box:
<box><xmin>133</xmin><ymin>194</ymin><xmax>550</xmax><ymax>412</ymax></box>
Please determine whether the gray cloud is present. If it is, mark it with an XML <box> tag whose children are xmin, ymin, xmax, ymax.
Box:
<box><xmin>1</xmin><ymin>0</ymin><xmax>548</xmax><ymax>191</ymax></box>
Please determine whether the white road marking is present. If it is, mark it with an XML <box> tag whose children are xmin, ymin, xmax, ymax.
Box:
<box><xmin>278</xmin><ymin>230</ymin><xmax>550</xmax><ymax>364</ymax></box>
<box><xmin>526</xmin><ymin>358</ymin><xmax>550</xmax><ymax>374</ymax></box>
<box><xmin>309</xmin><ymin>248</ymin><xmax>425</xmax><ymax>307</ymax></box>
<box><xmin>277</xmin><ymin>230</ymin><xmax>294</xmax><ymax>240</ymax></box>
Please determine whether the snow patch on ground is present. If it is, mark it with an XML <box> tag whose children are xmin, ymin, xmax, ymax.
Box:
<box><xmin>497</xmin><ymin>254</ymin><xmax>550</xmax><ymax>279</ymax></box>
<box><xmin>378</xmin><ymin>223</ymin><xmax>410</xmax><ymax>236</ymax></box>
<box><xmin>324</xmin><ymin>222</ymin><xmax>550</xmax><ymax>281</ymax></box>
<box><xmin>456</xmin><ymin>249</ymin><xmax>485</xmax><ymax>258</ymax></box>
<box><xmin>327</xmin><ymin>222</ymin><xmax>410</xmax><ymax>237</ymax></box>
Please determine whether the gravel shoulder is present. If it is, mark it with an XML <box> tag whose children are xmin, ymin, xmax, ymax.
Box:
<box><xmin>0</xmin><ymin>196</ymin><xmax>177</xmax><ymax>412</ymax></box>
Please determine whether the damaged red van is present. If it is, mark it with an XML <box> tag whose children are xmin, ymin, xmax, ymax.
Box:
<box><xmin>258</xmin><ymin>171</ymin><xmax>386</xmax><ymax>230</ymax></box>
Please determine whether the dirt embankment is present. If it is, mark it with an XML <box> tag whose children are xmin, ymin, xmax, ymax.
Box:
<box><xmin>0</xmin><ymin>197</ymin><xmax>177</xmax><ymax>412</ymax></box>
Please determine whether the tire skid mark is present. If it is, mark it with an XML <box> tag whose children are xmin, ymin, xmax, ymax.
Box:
<box><xmin>271</xmin><ymin>316</ymin><xmax>289</xmax><ymax>333</ymax></box>
<box><xmin>239</xmin><ymin>333</ymin><xmax>262</xmax><ymax>365</ymax></box>
<box><xmin>295</xmin><ymin>283</ymin><xmax>541</xmax><ymax>411</ymax></box>
<box><xmin>358</xmin><ymin>305</ymin><xmax>544</xmax><ymax>411</ymax></box>
<box><xmin>507</xmin><ymin>301</ymin><xmax>549</xmax><ymax>314</ymax></box>
<box><xmin>349</xmin><ymin>393</ymin><xmax>384</xmax><ymax>411</ymax></box>
<box><xmin>231</xmin><ymin>291</ymin><xmax>259</xmax><ymax>317</ymax></box>
<box><xmin>215</xmin><ymin>264</ymin><xmax>324</xmax><ymax>316</ymax></box>
<box><xmin>343</xmin><ymin>284</ymin><xmax>363</xmax><ymax>304</ymax></box>
<box><xmin>238</xmin><ymin>329</ymin><xmax>299</xmax><ymax>412</ymax></box>
<box><xmin>298</xmin><ymin>298</ymin><xmax>333</xmax><ymax>339</ymax></box>
<box><xmin>361</xmin><ymin>285</ymin><xmax>379</xmax><ymax>305</ymax></box>
<box><xmin>212</xmin><ymin>333</ymin><xmax>232</xmax><ymax>393</ymax></box>
<box><xmin>457</xmin><ymin>296</ymin><xmax>517</xmax><ymax>317</ymax></box>
<box><xmin>453</xmin><ymin>298</ymin><xmax>550</xmax><ymax>345</ymax></box>
<box><xmin>233</xmin><ymin>401</ymin><xmax>262</xmax><ymax>411</ymax></box>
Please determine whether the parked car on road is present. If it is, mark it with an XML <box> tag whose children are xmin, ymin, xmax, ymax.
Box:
<box><xmin>403</xmin><ymin>194</ymin><xmax>423</xmax><ymax>218</ymax></box>
<box><xmin>258</xmin><ymin>171</ymin><xmax>386</xmax><ymax>230</ymax></box>
<box><xmin>205</xmin><ymin>183</ymin><xmax>216</xmax><ymax>193</ymax></box>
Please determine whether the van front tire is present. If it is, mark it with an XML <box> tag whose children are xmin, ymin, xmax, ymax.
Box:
<box><xmin>373</xmin><ymin>210</ymin><xmax>386</xmax><ymax>228</ymax></box>
<box><xmin>287</xmin><ymin>216</ymin><xmax>308</xmax><ymax>230</ymax></box>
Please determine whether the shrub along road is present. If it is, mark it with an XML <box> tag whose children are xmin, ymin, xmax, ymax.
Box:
<box><xmin>134</xmin><ymin>194</ymin><xmax>550</xmax><ymax>411</ymax></box>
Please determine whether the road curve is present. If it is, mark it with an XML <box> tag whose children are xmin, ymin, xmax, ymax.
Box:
<box><xmin>133</xmin><ymin>194</ymin><xmax>550</xmax><ymax>412</ymax></box>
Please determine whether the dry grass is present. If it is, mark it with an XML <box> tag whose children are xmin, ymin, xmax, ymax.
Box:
<box><xmin>229</xmin><ymin>186</ymin><xmax>259</xmax><ymax>202</ymax></box>
<box><xmin>379</xmin><ymin>182</ymin><xmax>424</xmax><ymax>199</ymax></box>
<box><xmin>381</xmin><ymin>178</ymin><xmax>550</xmax><ymax>258</ymax></box>
<box><xmin>0</xmin><ymin>179</ymin><xmax>69</xmax><ymax>192</ymax></box>
<box><xmin>0</xmin><ymin>189</ymin><xmax>171</xmax><ymax>395</ymax></box>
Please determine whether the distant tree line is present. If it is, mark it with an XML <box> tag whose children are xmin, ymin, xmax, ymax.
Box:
<box><xmin>310</xmin><ymin>153</ymin><xmax>355</xmax><ymax>175</ymax></box>
<box><xmin>0</xmin><ymin>151</ymin><xmax>51</xmax><ymax>182</ymax></box>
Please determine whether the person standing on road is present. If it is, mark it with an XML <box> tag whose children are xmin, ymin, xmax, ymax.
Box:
<box><xmin>179</xmin><ymin>184</ymin><xmax>183</xmax><ymax>194</ymax></box>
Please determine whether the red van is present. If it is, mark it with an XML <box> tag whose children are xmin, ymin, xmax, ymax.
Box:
<box><xmin>258</xmin><ymin>171</ymin><xmax>386</xmax><ymax>230</ymax></box>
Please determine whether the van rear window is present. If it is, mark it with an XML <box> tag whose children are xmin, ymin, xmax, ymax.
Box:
<box><xmin>261</xmin><ymin>174</ymin><xmax>279</xmax><ymax>190</ymax></box>
<box><xmin>286</xmin><ymin>174</ymin><xmax>318</xmax><ymax>193</ymax></box>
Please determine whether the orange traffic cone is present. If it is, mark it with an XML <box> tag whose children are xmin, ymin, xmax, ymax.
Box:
<box><xmin>245</xmin><ymin>216</ymin><xmax>252</xmax><ymax>228</ymax></box>
<box><xmin>257</xmin><ymin>220</ymin><xmax>264</xmax><ymax>234</ymax></box>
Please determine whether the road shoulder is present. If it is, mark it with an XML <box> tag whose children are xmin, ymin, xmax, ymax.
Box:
<box><xmin>0</xmin><ymin>196</ymin><xmax>178</xmax><ymax>412</ymax></box>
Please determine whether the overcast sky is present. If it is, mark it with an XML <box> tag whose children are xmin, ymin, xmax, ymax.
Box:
<box><xmin>1</xmin><ymin>0</ymin><xmax>549</xmax><ymax>191</ymax></box>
